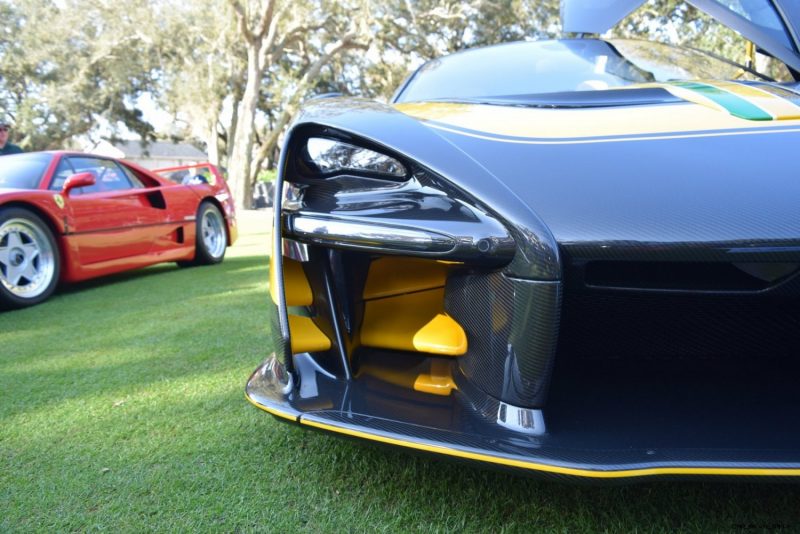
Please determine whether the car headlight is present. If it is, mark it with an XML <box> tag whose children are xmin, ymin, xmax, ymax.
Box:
<box><xmin>304</xmin><ymin>137</ymin><xmax>407</xmax><ymax>178</ymax></box>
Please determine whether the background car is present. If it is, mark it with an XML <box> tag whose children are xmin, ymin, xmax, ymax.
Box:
<box><xmin>247</xmin><ymin>1</ymin><xmax>800</xmax><ymax>480</ymax></box>
<box><xmin>0</xmin><ymin>151</ymin><xmax>236</xmax><ymax>309</ymax></box>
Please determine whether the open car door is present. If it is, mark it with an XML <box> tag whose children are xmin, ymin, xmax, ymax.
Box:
<box><xmin>561</xmin><ymin>0</ymin><xmax>800</xmax><ymax>74</ymax></box>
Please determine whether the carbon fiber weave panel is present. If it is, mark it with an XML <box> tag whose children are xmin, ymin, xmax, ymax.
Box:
<box><xmin>445</xmin><ymin>272</ymin><xmax>561</xmax><ymax>408</ymax></box>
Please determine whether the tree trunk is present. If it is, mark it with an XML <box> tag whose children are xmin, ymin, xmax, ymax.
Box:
<box><xmin>224</xmin><ymin>0</ymin><xmax>366</xmax><ymax>209</ymax></box>
<box><xmin>206</xmin><ymin>120</ymin><xmax>220</xmax><ymax>167</ymax></box>
<box><xmin>227</xmin><ymin>48</ymin><xmax>261</xmax><ymax>210</ymax></box>
<box><xmin>226</xmin><ymin>83</ymin><xmax>243</xmax><ymax>168</ymax></box>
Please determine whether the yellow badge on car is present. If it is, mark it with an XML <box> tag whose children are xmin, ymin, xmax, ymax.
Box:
<box><xmin>53</xmin><ymin>194</ymin><xmax>65</xmax><ymax>209</ymax></box>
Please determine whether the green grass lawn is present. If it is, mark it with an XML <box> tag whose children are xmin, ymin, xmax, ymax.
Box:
<box><xmin>3</xmin><ymin>210</ymin><xmax>800</xmax><ymax>533</ymax></box>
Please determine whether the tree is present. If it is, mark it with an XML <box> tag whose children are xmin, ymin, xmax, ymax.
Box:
<box><xmin>159</xmin><ymin>0</ymin><xmax>560</xmax><ymax>208</ymax></box>
<box><xmin>221</xmin><ymin>0</ymin><xmax>370</xmax><ymax>209</ymax></box>
<box><xmin>342</xmin><ymin>0</ymin><xmax>560</xmax><ymax>101</ymax></box>
<box><xmin>154</xmin><ymin>0</ymin><xmax>246</xmax><ymax>168</ymax></box>
<box><xmin>1</xmin><ymin>0</ymin><xmax>774</xmax><ymax>208</ymax></box>
<box><xmin>0</xmin><ymin>0</ymin><xmax>163</xmax><ymax>150</ymax></box>
<box><xmin>611</xmin><ymin>0</ymin><xmax>747</xmax><ymax>62</ymax></box>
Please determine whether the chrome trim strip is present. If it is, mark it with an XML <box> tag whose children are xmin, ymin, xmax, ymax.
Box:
<box><xmin>497</xmin><ymin>403</ymin><xmax>546</xmax><ymax>435</ymax></box>
<box><xmin>282</xmin><ymin>238</ymin><xmax>310</xmax><ymax>262</ymax></box>
<box><xmin>290</xmin><ymin>214</ymin><xmax>456</xmax><ymax>253</ymax></box>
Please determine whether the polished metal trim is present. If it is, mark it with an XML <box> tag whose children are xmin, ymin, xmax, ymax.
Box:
<box><xmin>281</xmin><ymin>182</ymin><xmax>305</xmax><ymax>211</ymax></box>
<box><xmin>290</xmin><ymin>214</ymin><xmax>456</xmax><ymax>253</ymax></box>
<box><xmin>496</xmin><ymin>403</ymin><xmax>546</xmax><ymax>435</ymax></box>
<box><xmin>282</xmin><ymin>238</ymin><xmax>310</xmax><ymax>262</ymax></box>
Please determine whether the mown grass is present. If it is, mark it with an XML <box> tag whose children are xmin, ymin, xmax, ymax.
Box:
<box><xmin>3</xmin><ymin>210</ymin><xmax>800</xmax><ymax>533</ymax></box>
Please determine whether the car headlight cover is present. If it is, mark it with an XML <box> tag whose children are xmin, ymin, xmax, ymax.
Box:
<box><xmin>306</xmin><ymin>137</ymin><xmax>407</xmax><ymax>178</ymax></box>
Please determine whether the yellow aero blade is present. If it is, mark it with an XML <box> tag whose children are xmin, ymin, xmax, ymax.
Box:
<box><xmin>288</xmin><ymin>315</ymin><xmax>331</xmax><ymax>354</ymax></box>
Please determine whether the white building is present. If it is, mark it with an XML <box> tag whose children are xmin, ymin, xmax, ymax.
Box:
<box><xmin>87</xmin><ymin>140</ymin><xmax>207</xmax><ymax>169</ymax></box>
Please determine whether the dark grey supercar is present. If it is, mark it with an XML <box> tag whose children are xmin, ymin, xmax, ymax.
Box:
<box><xmin>246</xmin><ymin>1</ymin><xmax>800</xmax><ymax>480</ymax></box>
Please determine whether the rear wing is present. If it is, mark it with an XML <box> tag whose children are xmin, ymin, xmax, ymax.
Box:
<box><xmin>153</xmin><ymin>163</ymin><xmax>225</xmax><ymax>186</ymax></box>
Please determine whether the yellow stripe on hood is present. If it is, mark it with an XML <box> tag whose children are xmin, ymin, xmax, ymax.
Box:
<box><xmin>702</xmin><ymin>81</ymin><xmax>800</xmax><ymax>120</ymax></box>
<box><xmin>394</xmin><ymin>100</ymin><xmax>800</xmax><ymax>141</ymax></box>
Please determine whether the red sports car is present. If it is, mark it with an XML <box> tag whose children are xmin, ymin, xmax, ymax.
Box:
<box><xmin>0</xmin><ymin>151</ymin><xmax>237</xmax><ymax>309</ymax></box>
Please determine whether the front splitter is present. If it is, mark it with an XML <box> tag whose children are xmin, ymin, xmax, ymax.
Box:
<box><xmin>246</xmin><ymin>355</ymin><xmax>800</xmax><ymax>482</ymax></box>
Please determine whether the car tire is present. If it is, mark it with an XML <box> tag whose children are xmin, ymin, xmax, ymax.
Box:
<box><xmin>0</xmin><ymin>207</ymin><xmax>60</xmax><ymax>309</ymax></box>
<box><xmin>180</xmin><ymin>201</ymin><xmax>227</xmax><ymax>267</ymax></box>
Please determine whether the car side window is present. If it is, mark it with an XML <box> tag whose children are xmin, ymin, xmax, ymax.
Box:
<box><xmin>117</xmin><ymin>163</ymin><xmax>146</xmax><ymax>188</ymax></box>
<box><xmin>66</xmin><ymin>157</ymin><xmax>135</xmax><ymax>195</ymax></box>
<box><xmin>49</xmin><ymin>158</ymin><xmax>76</xmax><ymax>191</ymax></box>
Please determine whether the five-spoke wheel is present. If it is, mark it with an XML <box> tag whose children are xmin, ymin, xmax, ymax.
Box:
<box><xmin>0</xmin><ymin>207</ymin><xmax>60</xmax><ymax>309</ymax></box>
<box><xmin>178</xmin><ymin>201</ymin><xmax>227</xmax><ymax>267</ymax></box>
<box><xmin>200</xmin><ymin>203</ymin><xmax>227</xmax><ymax>262</ymax></box>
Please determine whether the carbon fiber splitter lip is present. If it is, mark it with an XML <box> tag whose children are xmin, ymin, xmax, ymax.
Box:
<box><xmin>246</xmin><ymin>355</ymin><xmax>800</xmax><ymax>481</ymax></box>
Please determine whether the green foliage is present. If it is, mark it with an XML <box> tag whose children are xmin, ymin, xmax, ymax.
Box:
<box><xmin>0</xmin><ymin>0</ymin><xmax>793</xmax><ymax>176</ymax></box>
<box><xmin>612</xmin><ymin>1</ymin><xmax>746</xmax><ymax>62</ymax></box>
<box><xmin>0</xmin><ymin>0</ymin><xmax>164</xmax><ymax>151</ymax></box>
<box><xmin>258</xmin><ymin>169</ymin><xmax>277</xmax><ymax>182</ymax></box>
<box><xmin>610</xmin><ymin>0</ymin><xmax>792</xmax><ymax>81</ymax></box>
<box><xmin>328</xmin><ymin>0</ymin><xmax>561</xmax><ymax>101</ymax></box>
<box><xmin>155</xmin><ymin>0</ymin><xmax>246</xmax><ymax>161</ymax></box>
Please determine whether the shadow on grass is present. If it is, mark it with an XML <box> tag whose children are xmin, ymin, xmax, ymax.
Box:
<box><xmin>59</xmin><ymin>263</ymin><xmax>184</xmax><ymax>294</ymax></box>
<box><xmin>58</xmin><ymin>254</ymin><xmax>269</xmax><ymax>296</ymax></box>
<box><xmin>2</xmin><ymin>255</ymin><xmax>269</xmax><ymax>321</ymax></box>
<box><xmin>6</xmin><ymin>374</ymin><xmax>800</xmax><ymax>531</ymax></box>
<box><xmin>0</xmin><ymin>256</ymin><xmax>273</xmax><ymax>419</ymax></box>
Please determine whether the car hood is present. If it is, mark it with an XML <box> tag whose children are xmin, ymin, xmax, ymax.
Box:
<box><xmin>396</xmin><ymin>94</ymin><xmax>800</xmax><ymax>261</ymax></box>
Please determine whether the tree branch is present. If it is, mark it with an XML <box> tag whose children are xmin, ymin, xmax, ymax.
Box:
<box><xmin>227</xmin><ymin>0</ymin><xmax>254</xmax><ymax>44</ymax></box>
<box><xmin>275</xmin><ymin>17</ymin><xmax>332</xmax><ymax>53</ymax></box>
<box><xmin>251</xmin><ymin>31</ymin><xmax>368</xmax><ymax>174</ymax></box>
<box><xmin>253</xmin><ymin>0</ymin><xmax>277</xmax><ymax>40</ymax></box>
<box><xmin>262</xmin><ymin>1</ymin><xmax>292</xmax><ymax>54</ymax></box>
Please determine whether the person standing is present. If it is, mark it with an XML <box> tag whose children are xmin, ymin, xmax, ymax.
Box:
<box><xmin>0</xmin><ymin>121</ymin><xmax>23</xmax><ymax>156</ymax></box>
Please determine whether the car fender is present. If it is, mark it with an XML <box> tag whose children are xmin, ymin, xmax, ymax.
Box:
<box><xmin>287</xmin><ymin>97</ymin><xmax>561</xmax><ymax>281</ymax></box>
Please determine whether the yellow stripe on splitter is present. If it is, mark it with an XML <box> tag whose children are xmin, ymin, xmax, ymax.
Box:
<box><xmin>301</xmin><ymin>418</ymin><xmax>800</xmax><ymax>479</ymax></box>
<box><xmin>245</xmin><ymin>393</ymin><xmax>298</xmax><ymax>422</ymax></box>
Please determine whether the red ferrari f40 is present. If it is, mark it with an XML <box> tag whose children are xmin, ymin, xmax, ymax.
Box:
<box><xmin>0</xmin><ymin>151</ymin><xmax>237</xmax><ymax>309</ymax></box>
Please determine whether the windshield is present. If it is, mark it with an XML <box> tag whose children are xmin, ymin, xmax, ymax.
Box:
<box><xmin>395</xmin><ymin>38</ymin><xmax>789</xmax><ymax>103</ymax></box>
<box><xmin>0</xmin><ymin>152</ymin><xmax>52</xmax><ymax>190</ymax></box>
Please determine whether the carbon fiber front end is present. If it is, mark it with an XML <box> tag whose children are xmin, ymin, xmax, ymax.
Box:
<box><xmin>246</xmin><ymin>91</ymin><xmax>800</xmax><ymax>481</ymax></box>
